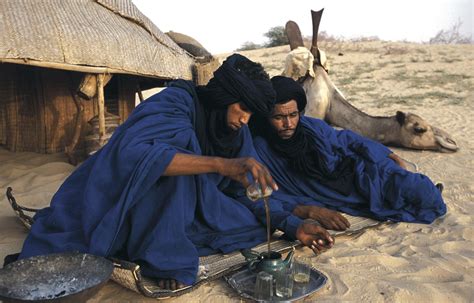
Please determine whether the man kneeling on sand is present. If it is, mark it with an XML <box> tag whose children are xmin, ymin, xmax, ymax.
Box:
<box><xmin>248</xmin><ymin>76</ymin><xmax>446</xmax><ymax>230</ymax></box>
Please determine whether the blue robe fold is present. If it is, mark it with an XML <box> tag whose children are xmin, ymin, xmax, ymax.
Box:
<box><xmin>18</xmin><ymin>85</ymin><xmax>300</xmax><ymax>285</ymax></box>
<box><xmin>253</xmin><ymin>116</ymin><xmax>446</xmax><ymax>224</ymax></box>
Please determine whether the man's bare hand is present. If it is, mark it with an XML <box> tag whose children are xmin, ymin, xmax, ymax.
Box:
<box><xmin>218</xmin><ymin>157</ymin><xmax>278</xmax><ymax>192</ymax></box>
<box><xmin>388</xmin><ymin>153</ymin><xmax>408</xmax><ymax>170</ymax></box>
<box><xmin>294</xmin><ymin>205</ymin><xmax>350</xmax><ymax>231</ymax></box>
<box><xmin>296</xmin><ymin>220</ymin><xmax>334</xmax><ymax>255</ymax></box>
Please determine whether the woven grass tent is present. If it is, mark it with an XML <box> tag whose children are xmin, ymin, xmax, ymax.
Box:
<box><xmin>0</xmin><ymin>0</ymin><xmax>197</xmax><ymax>156</ymax></box>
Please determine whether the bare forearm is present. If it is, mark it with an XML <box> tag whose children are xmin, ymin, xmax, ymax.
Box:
<box><xmin>162</xmin><ymin>153</ymin><xmax>278</xmax><ymax>191</ymax></box>
<box><xmin>293</xmin><ymin>205</ymin><xmax>309</xmax><ymax>218</ymax></box>
<box><xmin>163</xmin><ymin>153</ymin><xmax>223</xmax><ymax>176</ymax></box>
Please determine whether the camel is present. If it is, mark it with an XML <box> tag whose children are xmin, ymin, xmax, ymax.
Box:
<box><xmin>164</xmin><ymin>14</ymin><xmax>458</xmax><ymax>152</ymax></box>
<box><xmin>283</xmin><ymin>9</ymin><xmax>458</xmax><ymax>152</ymax></box>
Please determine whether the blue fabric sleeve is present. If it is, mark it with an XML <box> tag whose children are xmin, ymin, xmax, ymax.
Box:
<box><xmin>303</xmin><ymin>117</ymin><xmax>393</xmax><ymax>163</ymax></box>
<box><xmin>335</xmin><ymin>129</ymin><xmax>393</xmax><ymax>163</ymax></box>
<box><xmin>235</xmin><ymin>193</ymin><xmax>303</xmax><ymax>240</ymax></box>
<box><xmin>227</xmin><ymin>127</ymin><xmax>303</xmax><ymax>240</ymax></box>
<box><xmin>21</xmin><ymin>86</ymin><xmax>201</xmax><ymax>259</ymax></box>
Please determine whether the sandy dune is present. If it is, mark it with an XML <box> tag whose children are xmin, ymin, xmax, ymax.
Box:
<box><xmin>0</xmin><ymin>41</ymin><xmax>473</xmax><ymax>302</ymax></box>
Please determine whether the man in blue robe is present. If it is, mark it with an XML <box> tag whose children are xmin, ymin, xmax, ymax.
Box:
<box><xmin>17</xmin><ymin>55</ymin><xmax>333</xmax><ymax>289</ymax></box>
<box><xmin>249</xmin><ymin>76</ymin><xmax>446</xmax><ymax>231</ymax></box>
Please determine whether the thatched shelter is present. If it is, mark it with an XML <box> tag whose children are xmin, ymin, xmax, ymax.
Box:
<box><xmin>0</xmin><ymin>0</ymin><xmax>198</xmax><ymax>157</ymax></box>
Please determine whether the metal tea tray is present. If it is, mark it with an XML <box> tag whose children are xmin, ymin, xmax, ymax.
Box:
<box><xmin>225</xmin><ymin>267</ymin><xmax>327</xmax><ymax>302</ymax></box>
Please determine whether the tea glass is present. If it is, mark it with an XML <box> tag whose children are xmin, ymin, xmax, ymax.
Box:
<box><xmin>292</xmin><ymin>256</ymin><xmax>312</xmax><ymax>284</ymax></box>
<box><xmin>275</xmin><ymin>266</ymin><xmax>293</xmax><ymax>298</ymax></box>
<box><xmin>254</xmin><ymin>271</ymin><xmax>273</xmax><ymax>300</ymax></box>
<box><xmin>246</xmin><ymin>183</ymin><xmax>273</xmax><ymax>201</ymax></box>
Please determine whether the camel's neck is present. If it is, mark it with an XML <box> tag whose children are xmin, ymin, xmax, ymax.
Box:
<box><xmin>325</xmin><ymin>88</ymin><xmax>401</xmax><ymax>144</ymax></box>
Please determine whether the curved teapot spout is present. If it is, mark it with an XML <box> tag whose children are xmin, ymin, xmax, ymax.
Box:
<box><xmin>283</xmin><ymin>247</ymin><xmax>295</xmax><ymax>267</ymax></box>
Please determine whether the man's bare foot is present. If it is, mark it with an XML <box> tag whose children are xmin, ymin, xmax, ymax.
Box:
<box><xmin>293</xmin><ymin>205</ymin><xmax>350</xmax><ymax>231</ymax></box>
<box><xmin>157</xmin><ymin>279</ymin><xmax>187</xmax><ymax>291</ymax></box>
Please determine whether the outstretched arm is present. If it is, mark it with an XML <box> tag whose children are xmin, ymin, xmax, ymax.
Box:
<box><xmin>163</xmin><ymin>153</ymin><xmax>278</xmax><ymax>191</ymax></box>
<box><xmin>260</xmin><ymin>188</ymin><xmax>350</xmax><ymax>231</ymax></box>
<box><xmin>293</xmin><ymin>204</ymin><xmax>350</xmax><ymax>231</ymax></box>
<box><xmin>236</xmin><ymin>190</ymin><xmax>335</xmax><ymax>254</ymax></box>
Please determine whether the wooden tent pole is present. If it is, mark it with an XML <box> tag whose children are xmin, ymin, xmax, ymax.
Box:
<box><xmin>136</xmin><ymin>82</ymin><xmax>144</xmax><ymax>103</ymax></box>
<box><xmin>97</xmin><ymin>74</ymin><xmax>106</xmax><ymax>144</ymax></box>
<box><xmin>65</xmin><ymin>91</ymin><xmax>84</xmax><ymax>165</ymax></box>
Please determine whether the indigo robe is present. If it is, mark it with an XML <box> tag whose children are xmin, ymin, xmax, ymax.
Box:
<box><xmin>253</xmin><ymin>116</ymin><xmax>446</xmax><ymax>224</ymax></box>
<box><xmin>19</xmin><ymin>84</ymin><xmax>301</xmax><ymax>285</ymax></box>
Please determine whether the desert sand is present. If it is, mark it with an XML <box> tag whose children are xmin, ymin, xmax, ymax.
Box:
<box><xmin>1</xmin><ymin>41</ymin><xmax>473</xmax><ymax>302</ymax></box>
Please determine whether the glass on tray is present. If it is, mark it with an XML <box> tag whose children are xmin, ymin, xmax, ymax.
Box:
<box><xmin>293</xmin><ymin>256</ymin><xmax>312</xmax><ymax>284</ymax></box>
<box><xmin>254</xmin><ymin>271</ymin><xmax>273</xmax><ymax>300</ymax></box>
<box><xmin>275</xmin><ymin>266</ymin><xmax>293</xmax><ymax>298</ymax></box>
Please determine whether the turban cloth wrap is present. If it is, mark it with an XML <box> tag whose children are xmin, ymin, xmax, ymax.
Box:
<box><xmin>271</xmin><ymin>75</ymin><xmax>307</xmax><ymax>111</ymax></box>
<box><xmin>194</xmin><ymin>54</ymin><xmax>275</xmax><ymax>157</ymax></box>
<box><xmin>252</xmin><ymin>76</ymin><xmax>355</xmax><ymax>196</ymax></box>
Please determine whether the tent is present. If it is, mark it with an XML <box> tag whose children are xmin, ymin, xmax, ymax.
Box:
<box><xmin>0</xmin><ymin>0</ymin><xmax>197</xmax><ymax>156</ymax></box>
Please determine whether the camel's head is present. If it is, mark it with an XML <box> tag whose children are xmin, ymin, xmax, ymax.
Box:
<box><xmin>396</xmin><ymin>111</ymin><xmax>459</xmax><ymax>152</ymax></box>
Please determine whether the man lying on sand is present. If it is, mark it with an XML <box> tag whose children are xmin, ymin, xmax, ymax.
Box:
<box><xmin>248</xmin><ymin>76</ymin><xmax>446</xmax><ymax>229</ymax></box>
<box><xmin>14</xmin><ymin>55</ymin><xmax>333</xmax><ymax>290</ymax></box>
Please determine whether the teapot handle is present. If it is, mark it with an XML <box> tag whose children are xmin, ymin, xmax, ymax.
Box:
<box><xmin>241</xmin><ymin>249</ymin><xmax>260</xmax><ymax>260</ymax></box>
<box><xmin>241</xmin><ymin>249</ymin><xmax>261</xmax><ymax>270</ymax></box>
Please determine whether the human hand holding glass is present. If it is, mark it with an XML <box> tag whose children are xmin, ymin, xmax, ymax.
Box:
<box><xmin>218</xmin><ymin>157</ymin><xmax>278</xmax><ymax>194</ymax></box>
<box><xmin>246</xmin><ymin>183</ymin><xmax>273</xmax><ymax>201</ymax></box>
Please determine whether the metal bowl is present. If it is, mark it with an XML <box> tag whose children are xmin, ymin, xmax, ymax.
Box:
<box><xmin>0</xmin><ymin>252</ymin><xmax>114</xmax><ymax>302</ymax></box>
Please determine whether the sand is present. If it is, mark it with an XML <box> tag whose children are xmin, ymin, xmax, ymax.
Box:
<box><xmin>0</xmin><ymin>41</ymin><xmax>473</xmax><ymax>302</ymax></box>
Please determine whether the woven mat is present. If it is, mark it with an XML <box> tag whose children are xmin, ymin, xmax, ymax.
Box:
<box><xmin>5</xmin><ymin>187</ymin><xmax>382</xmax><ymax>299</ymax></box>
